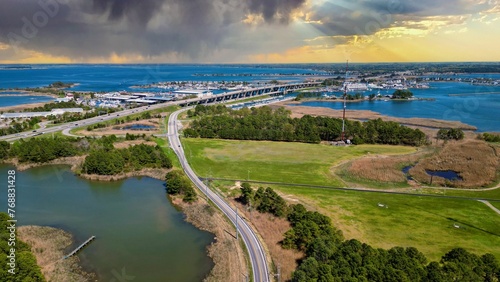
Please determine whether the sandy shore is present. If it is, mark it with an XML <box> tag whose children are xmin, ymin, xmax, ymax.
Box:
<box><xmin>17</xmin><ymin>226</ymin><xmax>96</xmax><ymax>282</ymax></box>
<box><xmin>0</xmin><ymin>102</ymin><xmax>52</xmax><ymax>113</ymax></box>
<box><xmin>0</xmin><ymin>89</ymin><xmax>60</xmax><ymax>98</ymax></box>
<box><xmin>271</xmin><ymin>102</ymin><xmax>477</xmax><ymax>131</ymax></box>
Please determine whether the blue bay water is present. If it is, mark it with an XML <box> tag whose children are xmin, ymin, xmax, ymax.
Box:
<box><xmin>297</xmin><ymin>81</ymin><xmax>500</xmax><ymax>132</ymax></box>
<box><xmin>0</xmin><ymin>95</ymin><xmax>54</xmax><ymax>108</ymax></box>
<box><xmin>0</xmin><ymin>64</ymin><xmax>313</xmax><ymax>92</ymax></box>
<box><xmin>0</xmin><ymin>64</ymin><xmax>499</xmax><ymax>131</ymax></box>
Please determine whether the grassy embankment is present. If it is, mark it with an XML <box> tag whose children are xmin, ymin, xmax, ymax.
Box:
<box><xmin>182</xmin><ymin>138</ymin><xmax>500</xmax><ymax>262</ymax></box>
<box><xmin>182</xmin><ymin>138</ymin><xmax>415</xmax><ymax>188</ymax></box>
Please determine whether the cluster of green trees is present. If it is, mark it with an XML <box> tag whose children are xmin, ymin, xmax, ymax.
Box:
<box><xmin>49</xmin><ymin>81</ymin><xmax>73</xmax><ymax>88</ymax></box>
<box><xmin>292</xmin><ymin>241</ymin><xmax>500</xmax><ymax>282</ymax></box>
<box><xmin>321</xmin><ymin>78</ymin><xmax>343</xmax><ymax>86</ymax></box>
<box><xmin>25</xmin><ymin>101</ymin><xmax>89</xmax><ymax>112</ymax></box>
<box><xmin>0</xmin><ymin>213</ymin><xmax>45</xmax><ymax>281</ymax></box>
<box><xmin>346</xmin><ymin>93</ymin><xmax>364</xmax><ymax>100</ymax></box>
<box><xmin>437</xmin><ymin>128</ymin><xmax>465</xmax><ymax>141</ymax></box>
<box><xmin>479</xmin><ymin>133</ymin><xmax>500</xmax><ymax>143</ymax></box>
<box><xmin>236</xmin><ymin>184</ymin><xmax>500</xmax><ymax>281</ymax></box>
<box><xmin>187</xmin><ymin>104</ymin><xmax>230</xmax><ymax>117</ymax></box>
<box><xmin>0</xmin><ymin>117</ymin><xmax>41</xmax><ymax>137</ymax></box>
<box><xmin>82</xmin><ymin>144</ymin><xmax>171</xmax><ymax>175</ymax></box>
<box><xmin>86</xmin><ymin>123</ymin><xmax>107</xmax><ymax>131</ymax></box>
<box><xmin>11</xmin><ymin>137</ymin><xmax>79</xmax><ymax>163</ymax></box>
<box><xmin>165</xmin><ymin>171</ymin><xmax>197</xmax><ymax>202</ymax></box>
<box><xmin>0</xmin><ymin>141</ymin><xmax>10</xmax><ymax>160</ymax></box>
<box><xmin>125</xmin><ymin>133</ymin><xmax>148</xmax><ymax>140</ymax></box>
<box><xmin>392</xmin><ymin>89</ymin><xmax>414</xmax><ymax>99</ymax></box>
<box><xmin>294</xmin><ymin>92</ymin><xmax>323</xmax><ymax>101</ymax></box>
<box><xmin>185</xmin><ymin>106</ymin><xmax>428</xmax><ymax>146</ymax></box>
<box><xmin>283</xmin><ymin>204</ymin><xmax>343</xmax><ymax>252</ymax></box>
<box><xmin>108</xmin><ymin>112</ymin><xmax>161</xmax><ymax>126</ymax></box>
<box><xmin>49</xmin><ymin>108</ymin><xmax>116</xmax><ymax>125</ymax></box>
<box><xmin>238</xmin><ymin>184</ymin><xmax>288</xmax><ymax>217</ymax></box>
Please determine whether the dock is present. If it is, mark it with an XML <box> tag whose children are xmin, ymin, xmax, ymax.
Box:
<box><xmin>63</xmin><ymin>236</ymin><xmax>96</xmax><ymax>259</ymax></box>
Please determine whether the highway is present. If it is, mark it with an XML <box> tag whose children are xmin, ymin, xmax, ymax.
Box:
<box><xmin>168</xmin><ymin>108</ymin><xmax>270</xmax><ymax>282</ymax></box>
<box><xmin>0</xmin><ymin>82</ymin><xmax>317</xmax><ymax>143</ymax></box>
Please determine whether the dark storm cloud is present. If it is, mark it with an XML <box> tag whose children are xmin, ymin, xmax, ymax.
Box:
<box><xmin>0</xmin><ymin>0</ymin><xmax>307</xmax><ymax>60</ymax></box>
<box><xmin>308</xmin><ymin>0</ymin><xmax>494</xmax><ymax>37</ymax></box>
<box><xmin>246</xmin><ymin>0</ymin><xmax>306</xmax><ymax>23</ymax></box>
<box><xmin>88</xmin><ymin>0</ymin><xmax>165</xmax><ymax>25</ymax></box>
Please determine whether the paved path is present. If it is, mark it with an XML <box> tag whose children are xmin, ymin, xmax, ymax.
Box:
<box><xmin>478</xmin><ymin>200</ymin><xmax>500</xmax><ymax>215</ymax></box>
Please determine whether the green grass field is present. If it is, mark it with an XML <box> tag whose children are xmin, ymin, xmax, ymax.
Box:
<box><xmin>272</xmin><ymin>185</ymin><xmax>500</xmax><ymax>261</ymax></box>
<box><xmin>182</xmin><ymin>138</ymin><xmax>416</xmax><ymax>187</ymax></box>
<box><xmin>181</xmin><ymin>138</ymin><xmax>500</xmax><ymax>261</ymax></box>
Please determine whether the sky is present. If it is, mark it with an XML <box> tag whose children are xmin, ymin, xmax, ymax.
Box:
<box><xmin>0</xmin><ymin>0</ymin><xmax>499</xmax><ymax>64</ymax></box>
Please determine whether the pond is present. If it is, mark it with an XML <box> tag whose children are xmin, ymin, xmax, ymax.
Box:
<box><xmin>425</xmin><ymin>170</ymin><xmax>463</xmax><ymax>181</ymax></box>
<box><xmin>402</xmin><ymin>166</ymin><xmax>413</xmax><ymax>180</ymax></box>
<box><xmin>122</xmin><ymin>124</ymin><xmax>156</xmax><ymax>130</ymax></box>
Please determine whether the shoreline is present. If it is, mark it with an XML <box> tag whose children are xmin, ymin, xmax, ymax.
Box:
<box><xmin>5</xmin><ymin>156</ymin><xmax>171</xmax><ymax>182</ymax></box>
<box><xmin>0</xmin><ymin>101</ymin><xmax>54</xmax><ymax>113</ymax></box>
<box><xmin>17</xmin><ymin>226</ymin><xmax>96</xmax><ymax>282</ymax></box>
<box><xmin>271</xmin><ymin>102</ymin><xmax>478</xmax><ymax>131</ymax></box>
<box><xmin>170</xmin><ymin>196</ymin><xmax>247</xmax><ymax>282</ymax></box>
<box><xmin>5</xmin><ymin>158</ymin><xmax>240</xmax><ymax>281</ymax></box>
<box><xmin>290</xmin><ymin>97</ymin><xmax>435</xmax><ymax>104</ymax></box>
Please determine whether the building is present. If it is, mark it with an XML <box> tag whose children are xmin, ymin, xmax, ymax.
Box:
<box><xmin>0</xmin><ymin>108</ymin><xmax>84</xmax><ymax>119</ymax></box>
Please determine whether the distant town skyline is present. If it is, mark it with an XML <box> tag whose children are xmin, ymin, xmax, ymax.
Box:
<box><xmin>0</xmin><ymin>0</ymin><xmax>499</xmax><ymax>64</ymax></box>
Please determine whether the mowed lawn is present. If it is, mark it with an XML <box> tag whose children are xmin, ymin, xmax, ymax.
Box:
<box><xmin>274</xmin><ymin>185</ymin><xmax>500</xmax><ymax>261</ymax></box>
<box><xmin>182</xmin><ymin>138</ymin><xmax>416</xmax><ymax>187</ymax></box>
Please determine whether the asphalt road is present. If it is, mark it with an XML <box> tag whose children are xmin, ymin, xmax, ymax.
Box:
<box><xmin>0</xmin><ymin>97</ymin><xmax>198</xmax><ymax>142</ymax></box>
<box><xmin>0</xmin><ymin>90</ymin><xmax>285</xmax><ymax>142</ymax></box>
<box><xmin>168</xmin><ymin>108</ymin><xmax>270</xmax><ymax>282</ymax></box>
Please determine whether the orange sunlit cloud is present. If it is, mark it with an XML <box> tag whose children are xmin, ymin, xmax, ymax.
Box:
<box><xmin>0</xmin><ymin>0</ymin><xmax>499</xmax><ymax>63</ymax></box>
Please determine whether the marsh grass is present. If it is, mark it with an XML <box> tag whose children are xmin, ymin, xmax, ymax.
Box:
<box><xmin>410</xmin><ymin>140</ymin><xmax>500</xmax><ymax>188</ymax></box>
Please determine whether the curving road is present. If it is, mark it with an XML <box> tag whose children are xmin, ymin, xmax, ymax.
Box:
<box><xmin>168</xmin><ymin>108</ymin><xmax>270</xmax><ymax>282</ymax></box>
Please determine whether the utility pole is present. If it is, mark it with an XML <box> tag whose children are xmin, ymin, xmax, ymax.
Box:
<box><xmin>341</xmin><ymin>60</ymin><xmax>349</xmax><ymax>142</ymax></box>
<box><xmin>275</xmin><ymin>264</ymin><xmax>281</xmax><ymax>282</ymax></box>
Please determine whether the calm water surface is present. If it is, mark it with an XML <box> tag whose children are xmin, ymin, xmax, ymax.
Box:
<box><xmin>297</xmin><ymin>82</ymin><xmax>500</xmax><ymax>131</ymax></box>
<box><xmin>0</xmin><ymin>165</ymin><xmax>214</xmax><ymax>282</ymax></box>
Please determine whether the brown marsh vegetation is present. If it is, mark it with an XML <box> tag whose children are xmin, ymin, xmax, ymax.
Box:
<box><xmin>410</xmin><ymin>140</ymin><xmax>500</xmax><ymax>188</ymax></box>
<box><xmin>345</xmin><ymin>151</ymin><xmax>427</xmax><ymax>184</ymax></box>
<box><xmin>342</xmin><ymin>140</ymin><xmax>500</xmax><ymax>188</ymax></box>
<box><xmin>231</xmin><ymin>199</ymin><xmax>303</xmax><ymax>282</ymax></box>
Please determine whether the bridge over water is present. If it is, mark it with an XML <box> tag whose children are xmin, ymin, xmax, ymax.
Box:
<box><xmin>177</xmin><ymin>81</ymin><xmax>320</xmax><ymax>106</ymax></box>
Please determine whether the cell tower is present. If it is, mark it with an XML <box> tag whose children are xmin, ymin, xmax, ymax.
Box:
<box><xmin>341</xmin><ymin>61</ymin><xmax>349</xmax><ymax>141</ymax></box>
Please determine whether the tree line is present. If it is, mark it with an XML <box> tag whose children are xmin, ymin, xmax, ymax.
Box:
<box><xmin>185</xmin><ymin>105</ymin><xmax>428</xmax><ymax>146</ymax></box>
<box><xmin>0</xmin><ymin>117</ymin><xmax>41</xmax><ymax>137</ymax></box>
<box><xmin>82</xmin><ymin>143</ymin><xmax>172</xmax><ymax>175</ymax></box>
<box><xmin>236</xmin><ymin>184</ymin><xmax>500</xmax><ymax>281</ymax></box>
<box><xmin>24</xmin><ymin>101</ymin><xmax>89</xmax><ymax>113</ymax></box>
<box><xmin>1</xmin><ymin>136</ymin><xmax>172</xmax><ymax>176</ymax></box>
